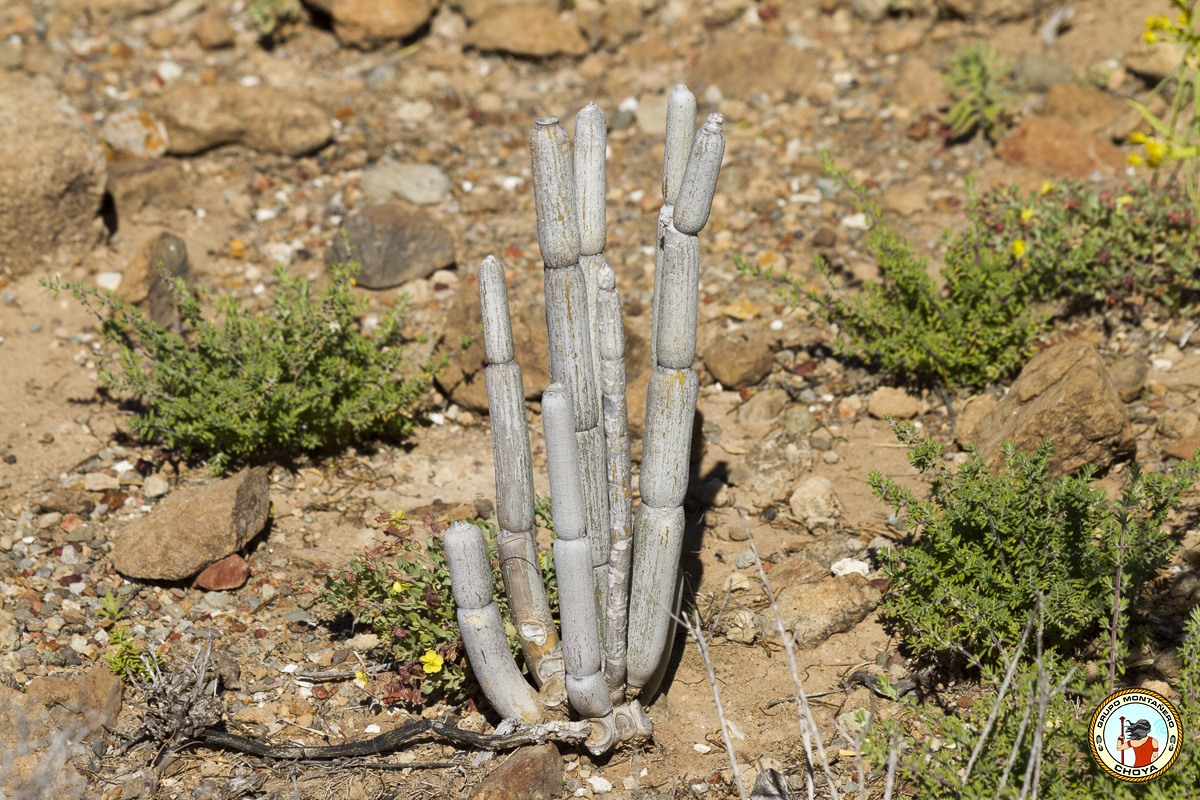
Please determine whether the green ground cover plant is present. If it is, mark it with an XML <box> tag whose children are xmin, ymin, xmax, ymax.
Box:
<box><xmin>42</xmin><ymin>263</ymin><xmax>429</xmax><ymax>474</ymax></box>
<box><xmin>315</xmin><ymin>507</ymin><xmax>558</xmax><ymax>706</ymax></box>
<box><xmin>849</xmin><ymin>423</ymin><xmax>1200</xmax><ymax>798</ymax></box>
<box><xmin>872</xmin><ymin>421</ymin><xmax>1200</xmax><ymax>667</ymax></box>
<box><xmin>943</xmin><ymin>42</ymin><xmax>1016</xmax><ymax>142</ymax></box>
<box><xmin>104</xmin><ymin>626</ymin><xmax>164</xmax><ymax>681</ymax></box>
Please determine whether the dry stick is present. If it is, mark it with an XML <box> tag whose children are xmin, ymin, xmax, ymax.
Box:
<box><xmin>961</xmin><ymin>610</ymin><xmax>1038</xmax><ymax>787</ymax></box>
<box><xmin>678</xmin><ymin>610</ymin><xmax>748</xmax><ymax>800</ymax></box>
<box><xmin>477</xmin><ymin>255</ymin><xmax>563</xmax><ymax>695</ymax></box>
<box><xmin>830</xmin><ymin>717</ymin><xmax>866</xmax><ymax>800</ymax></box>
<box><xmin>738</xmin><ymin>509</ymin><xmax>841</xmax><ymax>800</ymax></box>
<box><xmin>598</xmin><ymin>263</ymin><xmax>633</xmax><ymax>702</ymax></box>
<box><xmin>531</xmin><ymin>116</ymin><xmax>609</xmax><ymax>632</ymax></box>
<box><xmin>882</xmin><ymin>723</ymin><xmax>901</xmax><ymax>800</ymax></box>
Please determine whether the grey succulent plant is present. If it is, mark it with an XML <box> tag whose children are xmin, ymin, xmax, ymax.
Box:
<box><xmin>444</xmin><ymin>85</ymin><xmax>724</xmax><ymax>754</ymax></box>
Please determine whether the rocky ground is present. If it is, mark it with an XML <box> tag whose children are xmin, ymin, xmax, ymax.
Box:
<box><xmin>1</xmin><ymin>0</ymin><xmax>1199</xmax><ymax>798</ymax></box>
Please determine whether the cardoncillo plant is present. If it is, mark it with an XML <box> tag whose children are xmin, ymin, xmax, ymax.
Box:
<box><xmin>443</xmin><ymin>85</ymin><xmax>723</xmax><ymax>754</ymax></box>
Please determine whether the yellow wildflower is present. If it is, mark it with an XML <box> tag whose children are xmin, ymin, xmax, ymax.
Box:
<box><xmin>1020</xmin><ymin>208</ymin><xmax>1034</xmax><ymax>221</ymax></box>
<box><xmin>1012</xmin><ymin>239</ymin><xmax>1026</xmax><ymax>258</ymax></box>
<box><xmin>420</xmin><ymin>650</ymin><xmax>444</xmax><ymax>674</ymax></box>
<box><xmin>1039</xmin><ymin>180</ymin><xmax>1055</xmax><ymax>195</ymax></box>
<box><xmin>390</xmin><ymin>580</ymin><xmax>408</xmax><ymax>595</ymax></box>
<box><xmin>354</xmin><ymin>670</ymin><xmax>368</xmax><ymax>687</ymax></box>
<box><xmin>1129</xmin><ymin>132</ymin><xmax>1147</xmax><ymax>144</ymax></box>
<box><xmin>1144</xmin><ymin>30</ymin><xmax>1159</xmax><ymax>44</ymax></box>
<box><xmin>1116</xmin><ymin>195</ymin><xmax>1134</xmax><ymax>209</ymax></box>
<box><xmin>1145</xmin><ymin>139</ymin><xmax>1168</xmax><ymax>167</ymax></box>
<box><xmin>1129</xmin><ymin>152</ymin><xmax>1146</xmax><ymax>166</ymax></box>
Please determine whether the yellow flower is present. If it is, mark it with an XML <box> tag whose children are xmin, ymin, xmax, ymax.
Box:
<box><xmin>1116</xmin><ymin>195</ymin><xmax>1134</xmax><ymax>209</ymax></box>
<box><xmin>1012</xmin><ymin>239</ymin><xmax>1026</xmax><ymax>258</ymax></box>
<box><xmin>390</xmin><ymin>580</ymin><xmax>408</xmax><ymax>595</ymax></box>
<box><xmin>1039</xmin><ymin>180</ymin><xmax>1055</xmax><ymax>195</ymax></box>
<box><xmin>1020</xmin><ymin>208</ymin><xmax>1034</xmax><ymax>221</ymax></box>
<box><xmin>1144</xmin><ymin>30</ymin><xmax>1159</xmax><ymax>43</ymax></box>
<box><xmin>1145</xmin><ymin>139</ymin><xmax>1168</xmax><ymax>167</ymax></box>
<box><xmin>1129</xmin><ymin>152</ymin><xmax>1146</xmax><ymax>166</ymax></box>
<box><xmin>1129</xmin><ymin>131</ymin><xmax>1147</xmax><ymax>144</ymax></box>
<box><xmin>420</xmin><ymin>650</ymin><xmax>444</xmax><ymax>674</ymax></box>
<box><xmin>354</xmin><ymin>670</ymin><xmax>368</xmax><ymax>686</ymax></box>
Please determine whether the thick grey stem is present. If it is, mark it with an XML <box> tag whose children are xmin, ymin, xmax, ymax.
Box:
<box><xmin>478</xmin><ymin>256</ymin><xmax>561</xmax><ymax>689</ymax></box>
<box><xmin>444</xmin><ymin>521</ymin><xmax>543</xmax><ymax>723</ymax></box>
<box><xmin>544</xmin><ymin>385</ymin><xmax>613</xmax><ymax>720</ymax></box>
<box><xmin>597</xmin><ymin>264</ymin><xmax>632</xmax><ymax>701</ymax></box>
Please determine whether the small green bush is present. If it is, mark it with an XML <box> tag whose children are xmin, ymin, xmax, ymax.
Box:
<box><xmin>315</xmin><ymin>507</ymin><xmax>558</xmax><ymax>706</ymax></box>
<box><xmin>860</xmin><ymin>606</ymin><xmax>1200</xmax><ymax>799</ymax></box>
<box><xmin>248</xmin><ymin>0</ymin><xmax>302</xmax><ymax>38</ymax></box>
<box><xmin>105</xmin><ymin>626</ymin><xmax>164</xmax><ymax>681</ymax></box>
<box><xmin>872</xmin><ymin>421</ymin><xmax>1200</xmax><ymax>666</ymax></box>
<box><xmin>738</xmin><ymin>161</ymin><xmax>1047</xmax><ymax>391</ymax></box>
<box><xmin>971</xmin><ymin>179</ymin><xmax>1200</xmax><ymax>317</ymax></box>
<box><xmin>43</xmin><ymin>263</ymin><xmax>429</xmax><ymax>474</ymax></box>
<box><xmin>943</xmin><ymin>42</ymin><xmax>1015</xmax><ymax>142</ymax></box>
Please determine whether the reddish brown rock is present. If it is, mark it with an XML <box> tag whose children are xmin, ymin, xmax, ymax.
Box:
<box><xmin>774</xmin><ymin>574</ymin><xmax>882</xmax><ymax>649</ymax></box>
<box><xmin>702</xmin><ymin>330</ymin><xmax>775</xmax><ymax>390</ymax></box>
<box><xmin>1164</xmin><ymin>435</ymin><xmax>1200</xmax><ymax>461</ymax></box>
<box><xmin>194</xmin><ymin>553</ymin><xmax>252</xmax><ymax>591</ymax></box>
<box><xmin>464</xmin><ymin>4</ymin><xmax>589</xmax><ymax>58</ymax></box>
<box><xmin>469</xmin><ymin>743</ymin><xmax>562</xmax><ymax>800</ymax></box>
<box><xmin>996</xmin><ymin>116</ymin><xmax>1127</xmax><ymax>179</ymax></box>
<box><xmin>331</xmin><ymin>0</ymin><xmax>437</xmax><ymax>49</ymax></box>
<box><xmin>111</xmin><ymin>467</ymin><xmax>269</xmax><ymax>580</ymax></box>
<box><xmin>115</xmin><ymin>231</ymin><xmax>191</xmax><ymax>327</ymax></box>
<box><xmin>690</xmin><ymin>32</ymin><xmax>818</xmax><ymax>100</ymax></box>
<box><xmin>974</xmin><ymin>340</ymin><xmax>1136</xmax><ymax>476</ymax></box>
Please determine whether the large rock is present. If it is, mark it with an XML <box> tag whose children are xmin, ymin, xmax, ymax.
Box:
<box><xmin>935</xmin><ymin>0</ymin><xmax>1038</xmax><ymax>22</ymax></box>
<box><xmin>728</xmin><ymin>431</ymin><xmax>814</xmax><ymax>502</ymax></box>
<box><xmin>361</xmin><ymin>163</ymin><xmax>453</xmax><ymax>206</ymax></box>
<box><xmin>326</xmin><ymin>205</ymin><xmax>456</xmax><ymax>289</ymax></box>
<box><xmin>115</xmin><ymin>231</ymin><xmax>191</xmax><ymax>327</ymax></box>
<box><xmin>434</xmin><ymin>274</ymin><xmax>552</xmax><ymax>412</ymax></box>
<box><xmin>774</xmin><ymin>573</ymin><xmax>882</xmax><ymax>649</ymax></box>
<box><xmin>331</xmin><ymin>0</ymin><xmax>437</xmax><ymax>49</ymax></box>
<box><xmin>689</xmin><ymin>32</ymin><xmax>818</xmax><ymax>100</ymax></box>
<box><xmin>0</xmin><ymin>73</ymin><xmax>106</xmax><ymax>277</ymax></box>
<box><xmin>0</xmin><ymin>667</ymin><xmax>122</xmax><ymax>798</ymax></box>
<box><xmin>789</xmin><ymin>475</ymin><xmax>844</xmax><ymax>532</ymax></box>
<box><xmin>468</xmin><ymin>743</ymin><xmax>562</xmax><ymax>800</ymax></box>
<box><xmin>702</xmin><ymin>329</ymin><xmax>775</xmax><ymax>390</ymax></box>
<box><xmin>996</xmin><ymin>116</ymin><xmax>1127</xmax><ymax>179</ymax></box>
<box><xmin>974</xmin><ymin>340</ymin><xmax>1135</xmax><ymax>476</ymax></box>
<box><xmin>57</xmin><ymin>0</ymin><xmax>175</xmax><ymax>19</ymax></box>
<box><xmin>463</xmin><ymin>3</ymin><xmax>590</xmax><ymax>57</ymax></box>
<box><xmin>110</xmin><ymin>467</ymin><xmax>270</xmax><ymax>580</ymax></box>
<box><xmin>149</xmin><ymin>85</ymin><xmax>332</xmax><ymax>156</ymax></box>
<box><xmin>106</xmin><ymin>158</ymin><xmax>192</xmax><ymax>224</ymax></box>
<box><xmin>1042</xmin><ymin>83</ymin><xmax>1135</xmax><ymax>141</ymax></box>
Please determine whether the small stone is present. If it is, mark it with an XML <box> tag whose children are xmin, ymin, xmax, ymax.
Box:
<box><xmin>326</xmin><ymin>205</ymin><xmax>456</xmax><ymax>289</ymax></box>
<box><xmin>1164</xmin><ymin>435</ymin><xmax>1200</xmax><ymax>461</ymax></box>
<box><xmin>114</xmin><ymin>231</ymin><xmax>191</xmax><ymax>327</ymax></box>
<box><xmin>867</xmin><ymin>386</ymin><xmax>921</xmax><ymax>419</ymax></box>
<box><xmin>831</xmin><ymin>557</ymin><xmax>870</xmax><ymax>577</ymax></box>
<box><xmin>463</xmin><ymin>4</ymin><xmax>589</xmax><ymax>58</ymax></box>
<box><xmin>194</xmin><ymin>554</ymin><xmax>251</xmax><ymax>591</ymax></box>
<box><xmin>102</xmin><ymin>107</ymin><xmax>170</xmax><ymax>159</ymax></box>
<box><xmin>360</xmin><ymin>163</ymin><xmax>453</xmax><ymax>206</ymax></box>
<box><xmin>996</xmin><ymin>115</ymin><xmax>1126</xmax><ymax>180</ymax></box>
<box><xmin>723</xmin><ymin>299</ymin><xmax>761</xmax><ymax>321</ymax></box>
<box><xmin>1013</xmin><ymin>53</ymin><xmax>1074</xmax><ymax>92</ymax></box>
<box><xmin>143</xmin><ymin>475</ymin><xmax>170</xmax><ymax>498</ymax></box>
<box><xmin>202</xmin><ymin>591</ymin><xmax>231</xmax><ymax>609</ymax></box>
<box><xmin>812</xmin><ymin>227</ymin><xmax>837</xmax><ymax>247</ymax></box>
<box><xmin>106</xmin><ymin>158</ymin><xmax>192</xmax><ymax>223</ymax></box>
<box><xmin>332</xmin><ymin>0</ymin><xmax>439</xmax><ymax>49</ymax></box>
<box><xmin>193</xmin><ymin>5</ymin><xmax>236</xmax><ymax>49</ymax></box>
<box><xmin>738</xmin><ymin>388</ymin><xmax>789</xmax><ymax>425</ymax></box>
<box><xmin>784</xmin><ymin>406</ymin><xmax>818</xmax><ymax>435</ymax></box>
<box><xmin>704</xmin><ymin>330</ymin><xmax>775</xmax><ymax>390</ymax></box>
<box><xmin>587</xmin><ymin>776</ymin><xmax>613</xmax><ymax>793</ymax></box>
<box><xmin>467</xmin><ymin>742</ymin><xmax>561</xmax><ymax>800</ymax></box>
<box><xmin>1158</xmin><ymin>411</ymin><xmax>1200</xmax><ymax>440</ymax></box>
<box><xmin>789</xmin><ymin>476</ymin><xmax>844</xmax><ymax>531</ymax></box>
<box><xmin>85</xmin><ymin>473</ymin><xmax>120</xmax><ymax>492</ymax></box>
<box><xmin>734</xmin><ymin>549</ymin><xmax>756</xmax><ymax>569</ymax></box>
<box><xmin>38</xmin><ymin>512</ymin><xmax>62</xmax><ymax>529</ymax></box>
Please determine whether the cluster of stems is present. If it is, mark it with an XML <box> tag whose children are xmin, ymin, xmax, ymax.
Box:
<box><xmin>443</xmin><ymin>85</ymin><xmax>724</xmax><ymax>754</ymax></box>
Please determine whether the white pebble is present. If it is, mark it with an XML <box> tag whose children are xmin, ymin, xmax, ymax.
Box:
<box><xmin>770</xmin><ymin>319</ymin><xmax>784</xmax><ymax>331</ymax></box>
<box><xmin>694</xmin><ymin>743</ymin><xmax>712</xmax><ymax>753</ymax></box>
<box><xmin>256</xmin><ymin>207</ymin><xmax>278</xmax><ymax>222</ymax></box>
<box><xmin>364</xmin><ymin>724</ymin><xmax>381</xmax><ymax>734</ymax></box>
<box><xmin>587</xmin><ymin>777</ymin><xmax>612</xmax><ymax>793</ymax></box>
<box><xmin>156</xmin><ymin>60</ymin><xmax>182</xmax><ymax>82</ymax></box>
<box><xmin>618</xmin><ymin>96</ymin><xmax>638</xmax><ymax>112</ymax></box>
<box><xmin>195</xmin><ymin>208</ymin><xmax>207</xmax><ymax>218</ymax></box>
<box><xmin>840</xmin><ymin>212</ymin><xmax>870</xmax><ymax>230</ymax></box>
<box><xmin>95</xmin><ymin>271</ymin><xmax>123</xmax><ymax>292</ymax></box>
<box><xmin>429</xmin><ymin>412</ymin><xmax>446</xmax><ymax>425</ymax></box>
<box><xmin>1151</xmin><ymin>357</ymin><xmax>1173</xmax><ymax>371</ymax></box>
<box><xmin>831</xmin><ymin>557</ymin><xmax>870</xmax><ymax>577</ymax></box>
<box><xmin>239</xmin><ymin>75</ymin><xmax>262</xmax><ymax>87</ymax></box>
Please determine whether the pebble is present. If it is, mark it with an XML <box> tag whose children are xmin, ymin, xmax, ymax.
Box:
<box><xmin>360</xmin><ymin>163</ymin><xmax>452</xmax><ymax>206</ymax></box>
<box><xmin>831</xmin><ymin>558</ymin><xmax>870</xmax><ymax>577</ymax></box>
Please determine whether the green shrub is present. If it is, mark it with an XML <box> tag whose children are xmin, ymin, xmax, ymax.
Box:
<box><xmin>737</xmin><ymin>160</ymin><xmax>1047</xmax><ymax>391</ymax></box>
<box><xmin>105</xmin><ymin>626</ymin><xmax>164</xmax><ymax>681</ymax></box>
<box><xmin>315</xmin><ymin>507</ymin><xmax>558</xmax><ymax>706</ymax></box>
<box><xmin>943</xmin><ymin>42</ymin><xmax>1015</xmax><ymax>142</ymax></box>
<box><xmin>872</xmin><ymin>421</ymin><xmax>1200</xmax><ymax>667</ymax></box>
<box><xmin>248</xmin><ymin>0</ymin><xmax>302</xmax><ymax>38</ymax></box>
<box><xmin>971</xmin><ymin>179</ymin><xmax>1200</xmax><ymax>317</ymax></box>
<box><xmin>42</xmin><ymin>263</ymin><xmax>429</xmax><ymax>474</ymax></box>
